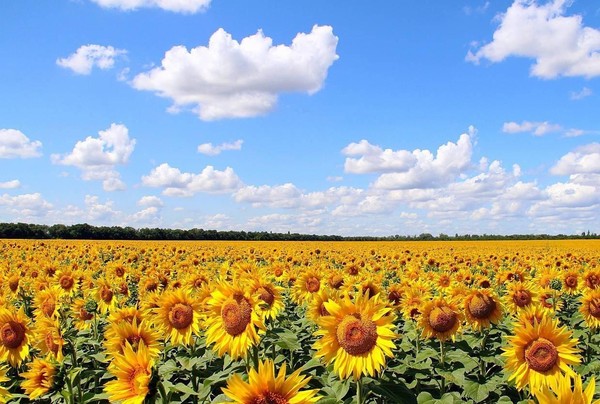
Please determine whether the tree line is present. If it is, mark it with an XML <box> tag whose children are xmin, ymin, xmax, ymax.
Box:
<box><xmin>0</xmin><ymin>222</ymin><xmax>597</xmax><ymax>241</ymax></box>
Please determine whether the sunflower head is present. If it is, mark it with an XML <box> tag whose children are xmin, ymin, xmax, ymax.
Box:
<box><xmin>503</xmin><ymin>314</ymin><xmax>581</xmax><ymax>393</ymax></box>
<box><xmin>580</xmin><ymin>289</ymin><xmax>600</xmax><ymax>330</ymax></box>
<box><xmin>464</xmin><ymin>289</ymin><xmax>503</xmax><ymax>331</ymax></box>
<box><xmin>419</xmin><ymin>298</ymin><xmax>463</xmax><ymax>342</ymax></box>
<box><xmin>0</xmin><ymin>307</ymin><xmax>33</xmax><ymax>367</ymax></box>
<box><xmin>20</xmin><ymin>358</ymin><xmax>56</xmax><ymax>400</ymax></box>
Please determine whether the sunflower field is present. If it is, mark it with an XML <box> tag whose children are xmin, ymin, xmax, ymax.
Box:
<box><xmin>0</xmin><ymin>239</ymin><xmax>599</xmax><ymax>404</ymax></box>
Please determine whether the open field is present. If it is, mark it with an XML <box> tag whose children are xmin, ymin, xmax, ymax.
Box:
<box><xmin>0</xmin><ymin>239</ymin><xmax>599</xmax><ymax>403</ymax></box>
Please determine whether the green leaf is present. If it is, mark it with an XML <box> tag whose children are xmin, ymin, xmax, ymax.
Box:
<box><xmin>370</xmin><ymin>380</ymin><xmax>417</xmax><ymax>404</ymax></box>
<box><xmin>463</xmin><ymin>379</ymin><xmax>492</xmax><ymax>403</ymax></box>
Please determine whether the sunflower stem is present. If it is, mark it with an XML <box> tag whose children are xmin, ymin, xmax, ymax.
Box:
<box><xmin>439</xmin><ymin>340</ymin><xmax>446</xmax><ymax>395</ymax></box>
<box><xmin>479</xmin><ymin>329</ymin><xmax>489</xmax><ymax>381</ymax></box>
<box><xmin>356</xmin><ymin>377</ymin><xmax>363</xmax><ymax>404</ymax></box>
<box><xmin>157</xmin><ymin>380</ymin><xmax>169</xmax><ymax>404</ymax></box>
<box><xmin>252</xmin><ymin>344</ymin><xmax>259</xmax><ymax>370</ymax></box>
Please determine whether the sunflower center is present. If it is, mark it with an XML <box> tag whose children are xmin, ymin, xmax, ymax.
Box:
<box><xmin>525</xmin><ymin>338</ymin><xmax>558</xmax><ymax>372</ymax></box>
<box><xmin>512</xmin><ymin>290</ymin><xmax>532</xmax><ymax>307</ymax></box>
<box><xmin>41</xmin><ymin>298</ymin><xmax>56</xmax><ymax>318</ymax></box>
<box><xmin>45</xmin><ymin>332</ymin><xmax>59</xmax><ymax>355</ymax></box>
<box><xmin>250</xmin><ymin>391</ymin><xmax>288</xmax><ymax>404</ymax></box>
<box><xmin>336</xmin><ymin>314</ymin><xmax>378</xmax><ymax>355</ymax></box>
<box><xmin>565</xmin><ymin>275</ymin><xmax>577</xmax><ymax>288</ymax></box>
<box><xmin>258</xmin><ymin>287</ymin><xmax>275</xmax><ymax>306</ymax></box>
<box><xmin>409</xmin><ymin>308</ymin><xmax>421</xmax><ymax>318</ymax></box>
<box><xmin>468</xmin><ymin>293</ymin><xmax>496</xmax><ymax>319</ymax></box>
<box><xmin>319</xmin><ymin>303</ymin><xmax>330</xmax><ymax>317</ymax></box>
<box><xmin>221</xmin><ymin>295</ymin><xmax>252</xmax><ymax>336</ymax></box>
<box><xmin>127</xmin><ymin>334</ymin><xmax>142</xmax><ymax>351</ymax></box>
<box><xmin>8</xmin><ymin>278</ymin><xmax>19</xmax><ymax>292</ymax></box>
<box><xmin>1</xmin><ymin>320</ymin><xmax>26</xmax><ymax>349</ymax></box>
<box><xmin>79</xmin><ymin>308</ymin><xmax>94</xmax><ymax>321</ymax></box>
<box><xmin>168</xmin><ymin>303</ymin><xmax>194</xmax><ymax>330</ymax></box>
<box><xmin>115</xmin><ymin>267</ymin><xmax>125</xmax><ymax>277</ymax></box>
<box><xmin>479</xmin><ymin>280</ymin><xmax>491</xmax><ymax>288</ymax></box>
<box><xmin>329</xmin><ymin>275</ymin><xmax>344</xmax><ymax>289</ymax></box>
<box><xmin>100</xmin><ymin>287</ymin><xmax>114</xmax><ymax>303</ymax></box>
<box><xmin>306</xmin><ymin>277</ymin><xmax>320</xmax><ymax>293</ymax></box>
<box><xmin>59</xmin><ymin>275</ymin><xmax>74</xmax><ymax>290</ymax></box>
<box><xmin>428</xmin><ymin>306</ymin><xmax>457</xmax><ymax>333</ymax></box>
<box><xmin>589</xmin><ymin>298</ymin><xmax>600</xmax><ymax>318</ymax></box>
<box><xmin>388</xmin><ymin>290</ymin><xmax>402</xmax><ymax>305</ymax></box>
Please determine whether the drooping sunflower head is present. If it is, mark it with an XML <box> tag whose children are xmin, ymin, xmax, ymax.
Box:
<box><xmin>503</xmin><ymin>313</ymin><xmax>581</xmax><ymax>394</ymax></box>
<box><xmin>34</xmin><ymin>317</ymin><xmax>65</xmax><ymax>362</ymax></box>
<box><xmin>20</xmin><ymin>358</ymin><xmax>56</xmax><ymax>400</ymax></box>
<box><xmin>418</xmin><ymin>297</ymin><xmax>463</xmax><ymax>342</ymax></box>
<box><xmin>222</xmin><ymin>359</ymin><xmax>319</xmax><ymax>404</ymax></box>
<box><xmin>104</xmin><ymin>319</ymin><xmax>161</xmax><ymax>360</ymax></box>
<box><xmin>313</xmin><ymin>293</ymin><xmax>398</xmax><ymax>380</ymax></box>
<box><xmin>464</xmin><ymin>289</ymin><xmax>503</xmax><ymax>331</ymax></box>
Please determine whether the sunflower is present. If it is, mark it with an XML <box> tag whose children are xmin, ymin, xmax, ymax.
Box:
<box><xmin>400</xmin><ymin>291</ymin><xmax>426</xmax><ymax>322</ymax></box>
<box><xmin>34</xmin><ymin>317</ymin><xmax>65</xmax><ymax>362</ymax></box>
<box><xmin>205</xmin><ymin>282</ymin><xmax>265</xmax><ymax>359</ymax></box>
<box><xmin>534</xmin><ymin>373</ymin><xmax>600</xmax><ymax>404</ymax></box>
<box><xmin>20</xmin><ymin>358</ymin><xmax>56</xmax><ymax>400</ymax></box>
<box><xmin>71</xmin><ymin>298</ymin><xmax>95</xmax><ymax>331</ymax></box>
<box><xmin>539</xmin><ymin>288</ymin><xmax>563</xmax><ymax>314</ymax></box>
<box><xmin>33</xmin><ymin>285</ymin><xmax>61</xmax><ymax>320</ymax></box>
<box><xmin>313</xmin><ymin>293</ymin><xmax>397</xmax><ymax>380</ymax></box>
<box><xmin>503</xmin><ymin>314</ymin><xmax>580</xmax><ymax>393</ymax></box>
<box><xmin>94</xmin><ymin>277</ymin><xmax>118</xmax><ymax>315</ymax></box>
<box><xmin>418</xmin><ymin>297</ymin><xmax>463</xmax><ymax>342</ymax></box>
<box><xmin>307</xmin><ymin>288</ymin><xmax>335</xmax><ymax>324</ymax></box>
<box><xmin>505</xmin><ymin>281</ymin><xmax>539</xmax><ymax>315</ymax></box>
<box><xmin>222</xmin><ymin>359</ymin><xmax>319</xmax><ymax>404</ymax></box>
<box><xmin>0</xmin><ymin>365</ymin><xmax>11</xmax><ymax>404</ymax></box>
<box><xmin>104</xmin><ymin>320</ymin><xmax>161</xmax><ymax>360</ymax></box>
<box><xmin>580</xmin><ymin>289</ymin><xmax>600</xmax><ymax>330</ymax></box>
<box><xmin>292</xmin><ymin>270</ymin><xmax>323</xmax><ymax>304</ymax></box>
<box><xmin>583</xmin><ymin>268</ymin><xmax>600</xmax><ymax>290</ymax></box>
<box><xmin>104</xmin><ymin>341</ymin><xmax>154</xmax><ymax>404</ymax></box>
<box><xmin>0</xmin><ymin>307</ymin><xmax>33</xmax><ymax>367</ymax></box>
<box><xmin>54</xmin><ymin>268</ymin><xmax>79</xmax><ymax>297</ymax></box>
<box><xmin>385</xmin><ymin>283</ymin><xmax>404</xmax><ymax>309</ymax></box>
<box><xmin>464</xmin><ymin>289</ymin><xmax>503</xmax><ymax>332</ymax></box>
<box><xmin>562</xmin><ymin>269</ymin><xmax>580</xmax><ymax>295</ymax></box>
<box><xmin>250</xmin><ymin>278</ymin><xmax>285</xmax><ymax>321</ymax></box>
<box><xmin>153</xmin><ymin>289</ymin><xmax>202</xmax><ymax>346</ymax></box>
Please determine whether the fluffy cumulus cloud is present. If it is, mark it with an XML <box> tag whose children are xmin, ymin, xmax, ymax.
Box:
<box><xmin>0</xmin><ymin>193</ymin><xmax>53</xmax><ymax>219</ymax></box>
<box><xmin>198</xmin><ymin>139</ymin><xmax>243</xmax><ymax>156</ymax></box>
<box><xmin>142</xmin><ymin>163</ymin><xmax>242</xmax><ymax>196</ymax></box>
<box><xmin>0</xmin><ymin>129</ymin><xmax>42</xmax><ymax>158</ymax></box>
<box><xmin>351</xmin><ymin>131</ymin><xmax>474</xmax><ymax>190</ymax></box>
<box><xmin>0</xmin><ymin>180</ymin><xmax>20</xmax><ymax>189</ymax></box>
<box><xmin>57</xmin><ymin>45</ymin><xmax>127</xmax><ymax>75</ymax></box>
<box><xmin>51</xmin><ymin>123</ymin><xmax>135</xmax><ymax>191</ymax></box>
<box><xmin>467</xmin><ymin>0</ymin><xmax>600</xmax><ymax>78</ymax></box>
<box><xmin>132</xmin><ymin>25</ymin><xmax>339</xmax><ymax>120</ymax></box>
<box><xmin>550</xmin><ymin>143</ymin><xmax>600</xmax><ymax>176</ymax></box>
<box><xmin>89</xmin><ymin>0</ymin><xmax>211</xmax><ymax>13</ymax></box>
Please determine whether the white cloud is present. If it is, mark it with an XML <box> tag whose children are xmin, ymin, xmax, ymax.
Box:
<box><xmin>0</xmin><ymin>129</ymin><xmax>42</xmax><ymax>158</ymax></box>
<box><xmin>132</xmin><ymin>25</ymin><xmax>339</xmax><ymax>120</ymax></box>
<box><xmin>342</xmin><ymin>140</ymin><xmax>417</xmax><ymax>174</ymax></box>
<box><xmin>370</xmin><ymin>132</ymin><xmax>474</xmax><ymax>189</ymax></box>
<box><xmin>570</xmin><ymin>86</ymin><xmax>592</xmax><ymax>100</ymax></box>
<box><xmin>57</xmin><ymin>45</ymin><xmax>126</xmax><ymax>75</ymax></box>
<box><xmin>502</xmin><ymin>120</ymin><xmax>562</xmax><ymax>136</ymax></box>
<box><xmin>198</xmin><ymin>139</ymin><xmax>243</xmax><ymax>156</ymax></box>
<box><xmin>234</xmin><ymin>183</ymin><xmax>364</xmax><ymax>210</ymax></box>
<box><xmin>51</xmin><ymin>123</ymin><xmax>135</xmax><ymax>191</ymax></box>
<box><xmin>0</xmin><ymin>193</ymin><xmax>53</xmax><ymax>218</ymax></box>
<box><xmin>0</xmin><ymin>180</ymin><xmax>20</xmax><ymax>189</ymax></box>
<box><xmin>550</xmin><ymin>143</ymin><xmax>600</xmax><ymax>175</ymax></box>
<box><xmin>138</xmin><ymin>195</ymin><xmax>164</xmax><ymax>207</ymax></box>
<box><xmin>89</xmin><ymin>0</ymin><xmax>211</xmax><ymax>13</ymax></box>
<box><xmin>142</xmin><ymin>163</ymin><xmax>242</xmax><ymax>196</ymax></box>
<box><xmin>467</xmin><ymin>0</ymin><xmax>600</xmax><ymax>78</ymax></box>
<box><xmin>129</xmin><ymin>206</ymin><xmax>160</xmax><ymax>223</ymax></box>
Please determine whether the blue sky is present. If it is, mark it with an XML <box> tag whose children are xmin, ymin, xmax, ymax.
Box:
<box><xmin>1</xmin><ymin>0</ymin><xmax>599</xmax><ymax>236</ymax></box>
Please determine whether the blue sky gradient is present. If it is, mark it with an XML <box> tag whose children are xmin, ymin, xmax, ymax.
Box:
<box><xmin>1</xmin><ymin>0</ymin><xmax>599</xmax><ymax>236</ymax></box>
